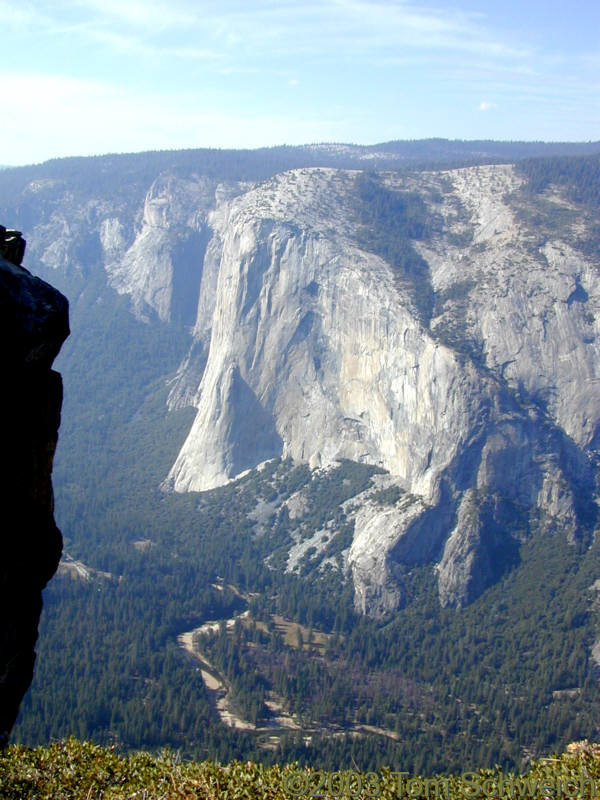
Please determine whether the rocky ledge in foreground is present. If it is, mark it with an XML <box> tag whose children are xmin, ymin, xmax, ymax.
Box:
<box><xmin>0</xmin><ymin>249</ymin><xmax>69</xmax><ymax>746</ymax></box>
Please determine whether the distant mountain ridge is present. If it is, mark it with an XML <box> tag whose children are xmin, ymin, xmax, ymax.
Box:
<box><xmin>2</xmin><ymin>136</ymin><xmax>599</xmax><ymax>181</ymax></box>
<box><xmin>304</xmin><ymin>138</ymin><xmax>600</xmax><ymax>161</ymax></box>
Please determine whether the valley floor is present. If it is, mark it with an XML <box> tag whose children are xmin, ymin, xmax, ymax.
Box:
<box><xmin>177</xmin><ymin>594</ymin><xmax>401</xmax><ymax>750</ymax></box>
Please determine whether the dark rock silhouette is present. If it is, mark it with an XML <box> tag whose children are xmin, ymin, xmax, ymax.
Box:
<box><xmin>0</xmin><ymin>234</ymin><xmax>69</xmax><ymax>746</ymax></box>
<box><xmin>0</xmin><ymin>226</ymin><xmax>26</xmax><ymax>268</ymax></box>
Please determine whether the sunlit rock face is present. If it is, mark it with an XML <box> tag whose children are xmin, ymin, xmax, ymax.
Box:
<box><xmin>0</xmin><ymin>253</ymin><xmax>68</xmax><ymax>745</ymax></box>
<box><xmin>161</xmin><ymin>165</ymin><xmax>598</xmax><ymax>614</ymax></box>
<box><xmin>166</xmin><ymin>169</ymin><xmax>485</xmax><ymax>497</ymax></box>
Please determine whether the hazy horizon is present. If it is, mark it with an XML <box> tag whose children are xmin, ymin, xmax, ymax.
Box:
<box><xmin>1</xmin><ymin>0</ymin><xmax>598</xmax><ymax>166</ymax></box>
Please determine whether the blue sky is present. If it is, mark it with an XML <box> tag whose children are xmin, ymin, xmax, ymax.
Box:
<box><xmin>1</xmin><ymin>0</ymin><xmax>598</xmax><ymax>165</ymax></box>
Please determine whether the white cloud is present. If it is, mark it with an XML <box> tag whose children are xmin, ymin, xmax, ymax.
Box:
<box><xmin>89</xmin><ymin>29</ymin><xmax>219</xmax><ymax>61</ymax></box>
<box><xmin>5</xmin><ymin>0</ymin><xmax>535</xmax><ymax>77</ymax></box>
<box><xmin>0</xmin><ymin>0</ymin><xmax>55</xmax><ymax>30</ymax></box>
<box><xmin>104</xmin><ymin>0</ymin><xmax>526</xmax><ymax>65</ymax></box>
<box><xmin>478</xmin><ymin>101</ymin><xmax>497</xmax><ymax>111</ymax></box>
<box><xmin>72</xmin><ymin>0</ymin><xmax>196</xmax><ymax>29</ymax></box>
<box><xmin>216</xmin><ymin>0</ymin><xmax>533</xmax><ymax>61</ymax></box>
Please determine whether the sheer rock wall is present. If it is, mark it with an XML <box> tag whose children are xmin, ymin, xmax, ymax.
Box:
<box><xmin>0</xmin><ymin>254</ymin><xmax>69</xmax><ymax>745</ymax></box>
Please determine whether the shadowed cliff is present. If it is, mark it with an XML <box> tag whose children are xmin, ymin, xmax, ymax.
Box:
<box><xmin>0</xmin><ymin>244</ymin><xmax>69</xmax><ymax>746</ymax></box>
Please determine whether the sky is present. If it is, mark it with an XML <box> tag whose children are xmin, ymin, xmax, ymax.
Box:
<box><xmin>0</xmin><ymin>0</ymin><xmax>599</xmax><ymax>165</ymax></box>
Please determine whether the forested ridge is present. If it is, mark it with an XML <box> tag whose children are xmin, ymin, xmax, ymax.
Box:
<box><xmin>1</xmin><ymin>138</ymin><xmax>599</xmax><ymax>219</ymax></box>
<box><xmin>518</xmin><ymin>154</ymin><xmax>600</xmax><ymax>208</ymax></box>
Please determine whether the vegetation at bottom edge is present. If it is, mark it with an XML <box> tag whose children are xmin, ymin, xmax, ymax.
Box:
<box><xmin>4</xmin><ymin>738</ymin><xmax>600</xmax><ymax>800</ymax></box>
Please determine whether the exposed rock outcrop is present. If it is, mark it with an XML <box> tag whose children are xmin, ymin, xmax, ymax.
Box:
<box><xmin>0</xmin><ymin>251</ymin><xmax>69</xmax><ymax>746</ymax></box>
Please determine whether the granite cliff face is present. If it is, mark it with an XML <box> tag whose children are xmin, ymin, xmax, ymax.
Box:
<box><xmin>0</xmin><ymin>251</ymin><xmax>68</xmax><ymax>745</ymax></box>
<box><xmin>158</xmin><ymin>166</ymin><xmax>599</xmax><ymax>614</ymax></box>
<box><xmin>9</xmin><ymin>158</ymin><xmax>600</xmax><ymax>617</ymax></box>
